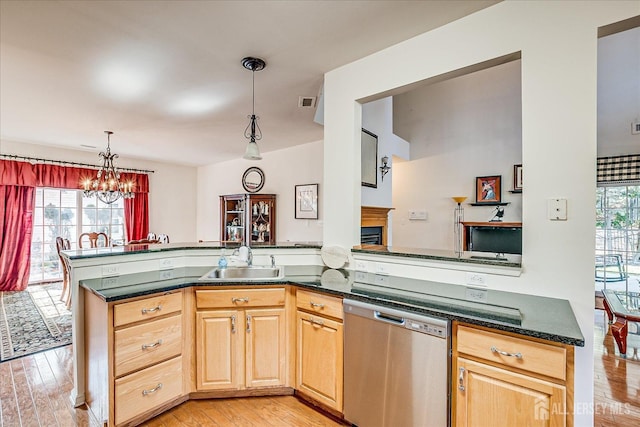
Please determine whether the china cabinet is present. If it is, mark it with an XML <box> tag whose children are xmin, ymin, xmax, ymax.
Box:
<box><xmin>220</xmin><ymin>194</ymin><xmax>276</xmax><ymax>245</ymax></box>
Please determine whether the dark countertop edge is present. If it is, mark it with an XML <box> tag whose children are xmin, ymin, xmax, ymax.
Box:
<box><xmin>63</xmin><ymin>242</ymin><xmax>322</xmax><ymax>260</ymax></box>
<box><xmin>351</xmin><ymin>246</ymin><xmax>522</xmax><ymax>268</ymax></box>
<box><xmin>81</xmin><ymin>278</ymin><xmax>584</xmax><ymax>348</ymax></box>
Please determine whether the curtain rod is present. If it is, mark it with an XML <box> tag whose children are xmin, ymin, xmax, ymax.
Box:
<box><xmin>0</xmin><ymin>153</ymin><xmax>155</xmax><ymax>174</ymax></box>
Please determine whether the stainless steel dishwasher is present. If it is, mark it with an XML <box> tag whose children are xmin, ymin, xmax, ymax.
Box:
<box><xmin>343</xmin><ymin>299</ymin><xmax>450</xmax><ymax>427</ymax></box>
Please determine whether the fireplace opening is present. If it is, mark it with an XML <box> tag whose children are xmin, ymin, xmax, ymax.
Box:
<box><xmin>361</xmin><ymin>226</ymin><xmax>383</xmax><ymax>245</ymax></box>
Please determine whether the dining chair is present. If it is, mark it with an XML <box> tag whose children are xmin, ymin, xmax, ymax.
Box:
<box><xmin>78</xmin><ymin>232</ymin><xmax>109</xmax><ymax>248</ymax></box>
<box><xmin>55</xmin><ymin>236</ymin><xmax>72</xmax><ymax>308</ymax></box>
<box><xmin>157</xmin><ymin>234</ymin><xmax>170</xmax><ymax>244</ymax></box>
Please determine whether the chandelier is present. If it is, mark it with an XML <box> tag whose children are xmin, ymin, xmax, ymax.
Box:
<box><xmin>82</xmin><ymin>131</ymin><xmax>135</xmax><ymax>204</ymax></box>
<box><xmin>242</xmin><ymin>57</ymin><xmax>266</xmax><ymax>160</ymax></box>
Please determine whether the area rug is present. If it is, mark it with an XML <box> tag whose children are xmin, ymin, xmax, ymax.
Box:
<box><xmin>0</xmin><ymin>282</ymin><xmax>72</xmax><ymax>362</ymax></box>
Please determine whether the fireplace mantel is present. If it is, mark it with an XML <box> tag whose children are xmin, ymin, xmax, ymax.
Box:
<box><xmin>361</xmin><ymin>206</ymin><xmax>393</xmax><ymax>246</ymax></box>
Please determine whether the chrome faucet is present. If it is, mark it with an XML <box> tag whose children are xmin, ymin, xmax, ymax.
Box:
<box><xmin>270</xmin><ymin>254</ymin><xmax>276</xmax><ymax>268</ymax></box>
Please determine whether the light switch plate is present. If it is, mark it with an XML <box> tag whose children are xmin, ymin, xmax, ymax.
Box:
<box><xmin>408</xmin><ymin>210</ymin><xmax>427</xmax><ymax>220</ymax></box>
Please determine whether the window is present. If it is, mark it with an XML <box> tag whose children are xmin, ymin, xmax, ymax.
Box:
<box><xmin>595</xmin><ymin>185</ymin><xmax>640</xmax><ymax>293</ymax></box>
<box><xmin>30</xmin><ymin>188</ymin><xmax>125</xmax><ymax>284</ymax></box>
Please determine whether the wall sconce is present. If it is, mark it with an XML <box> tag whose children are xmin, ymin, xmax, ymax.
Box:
<box><xmin>379</xmin><ymin>155</ymin><xmax>391</xmax><ymax>181</ymax></box>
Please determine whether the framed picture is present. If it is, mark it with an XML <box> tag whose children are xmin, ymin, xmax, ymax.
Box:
<box><xmin>295</xmin><ymin>184</ymin><xmax>318</xmax><ymax>219</ymax></box>
<box><xmin>361</xmin><ymin>128</ymin><xmax>378</xmax><ymax>188</ymax></box>
<box><xmin>513</xmin><ymin>164</ymin><xmax>523</xmax><ymax>191</ymax></box>
<box><xmin>475</xmin><ymin>175</ymin><xmax>502</xmax><ymax>203</ymax></box>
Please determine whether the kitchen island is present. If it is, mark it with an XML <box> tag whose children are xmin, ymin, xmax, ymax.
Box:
<box><xmin>64</xmin><ymin>244</ymin><xmax>583</xmax><ymax>426</ymax></box>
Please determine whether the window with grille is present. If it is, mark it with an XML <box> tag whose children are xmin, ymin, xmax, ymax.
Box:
<box><xmin>30</xmin><ymin>188</ymin><xmax>125</xmax><ymax>283</ymax></box>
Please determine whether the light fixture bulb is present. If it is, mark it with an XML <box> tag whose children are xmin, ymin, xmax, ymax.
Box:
<box><xmin>243</xmin><ymin>141</ymin><xmax>262</xmax><ymax>160</ymax></box>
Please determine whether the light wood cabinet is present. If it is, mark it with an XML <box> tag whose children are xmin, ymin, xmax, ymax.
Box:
<box><xmin>195</xmin><ymin>288</ymin><xmax>287</xmax><ymax>391</ymax></box>
<box><xmin>295</xmin><ymin>289</ymin><xmax>343</xmax><ymax>412</ymax></box>
<box><xmin>83</xmin><ymin>289</ymin><xmax>185</xmax><ymax>427</ymax></box>
<box><xmin>453</xmin><ymin>323</ymin><xmax>573</xmax><ymax>427</ymax></box>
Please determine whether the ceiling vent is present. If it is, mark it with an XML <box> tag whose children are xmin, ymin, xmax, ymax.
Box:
<box><xmin>298</xmin><ymin>96</ymin><xmax>316</xmax><ymax>108</ymax></box>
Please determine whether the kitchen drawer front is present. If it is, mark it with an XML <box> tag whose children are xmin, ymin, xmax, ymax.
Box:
<box><xmin>114</xmin><ymin>356</ymin><xmax>183</xmax><ymax>425</ymax></box>
<box><xmin>456</xmin><ymin>325</ymin><xmax>566</xmax><ymax>381</ymax></box>
<box><xmin>196</xmin><ymin>288</ymin><xmax>285</xmax><ymax>309</ymax></box>
<box><xmin>114</xmin><ymin>292</ymin><xmax>182</xmax><ymax>327</ymax></box>
<box><xmin>114</xmin><ymin>314</ymin><xmax>183</xmax><ymax>377</ymax></box>
<box><xmin>296</xmin><ymin>289</ymin><xmax>343</xmax><ymax>320</ymax></box>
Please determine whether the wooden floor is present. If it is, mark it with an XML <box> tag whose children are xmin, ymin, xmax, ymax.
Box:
<box><xmin>2</xmin><ymin>310</ymin><xmax>638</xmax><ymax>426</ymax></box>
<box><xmin>593</xmin><ymin>309</ymin><xmax>640</xmax><ymax>426</ymax></box>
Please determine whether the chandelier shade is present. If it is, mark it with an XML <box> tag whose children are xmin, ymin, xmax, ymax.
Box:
<box><xmin>81</xmin><ymin>131</ymin><xmax>135</xmax><ymax>204</ymax></box>
<box><xmin>242</xmin><ymin>57</ymin><xmax>266</xmax><ymax>160</ymax></box>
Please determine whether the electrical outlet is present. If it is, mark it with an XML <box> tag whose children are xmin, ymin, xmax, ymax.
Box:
<box><xmin>159</xmin><ymin>270</ymin><xmax>174</xmax><ymax>280</ymax></box>
<box><xmin>102</xmin><ymin>265</ymin><xmax>120</xmax><ymax>277</ymax></box>
<box><xmin>466</xmin><ymin>287</ymin><xmax>488</xmax><ymax>303</ymax></box>
<box><xmin>159</xmin><ymin>258</ymin><xmax>174</xmax><ymax>270</ymax></box>
<box><xmin>102</xmin><ymin>277</ymin><xmax>119</xmax><ymax>287</ymax></box>
<box><xmin>355</xmin><ymin>271</ymin><xmax>367</xmax><ymax>282</ymax></box>
<box><xmin>355</xmin><ymin>260</ymin><xmax>369</xmax><ymax>271</ymax></box>
<box><xmin>375</xmin><ymin>263</ymin><xmax>390</xmax><ymax>275</ymax></box>
<box><xmin>466</xmin><ymin>272</ymin><xmax>487</xmax><ymax>286</ymax></box>
<box><xmin>374</xmin><ymin>274</ymin><xmax>390</xmax><ymax>285</ymax></box>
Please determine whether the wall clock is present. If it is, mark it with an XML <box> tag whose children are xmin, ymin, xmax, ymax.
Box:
<box><xmin>242</xmin><ymin>167</ymin><xmax>265</xmax><ymax>193</ymax></box>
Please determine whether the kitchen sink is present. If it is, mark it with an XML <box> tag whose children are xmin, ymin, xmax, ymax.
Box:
<box><xmin>199</xmin><ymin>266</ymin><xmax>284</xmax><ymax>281</ymax></box>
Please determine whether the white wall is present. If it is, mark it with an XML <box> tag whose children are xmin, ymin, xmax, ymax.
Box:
<box><xmin>391</xmin><ymin>60</ymin><xmax>522</xmax><ymax>250</ymax></box>
<box><xmin>322</xmin><ymin>1</ymin><xmax>640</xmax><ymax>424</ymax></box>
<box><xmin>196</xmin><ymin>140</ymin><xmax>324</xmax><ymax>243</ymax></box>
<box><xmin>0</xmin><ymin>139</ymin><xmax>198</xmax><ymax>242</ymax></box>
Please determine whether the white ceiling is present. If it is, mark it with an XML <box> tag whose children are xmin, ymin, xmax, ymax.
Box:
<box><xmin>0</xmin><ymin>0</ymin><xmax>499</xmax><ymax>166</ymax></box>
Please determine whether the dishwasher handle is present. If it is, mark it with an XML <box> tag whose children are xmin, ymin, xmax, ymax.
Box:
<box><xmin>374</xmin><ymin>310</ymin><xmax>406</xmax><ymax>326</ymax></box>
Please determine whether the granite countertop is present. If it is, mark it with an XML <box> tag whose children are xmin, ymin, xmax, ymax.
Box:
<box><xmin>63</xmin><ymin>241</ymin><xmax>322</xmax><ymax>260</ymax></box>
<box><xmin>352</xmin><ymin>245</ymin><xmax>522</xmax><ymax>268</ymax></box>
<box><xmin>80</xmin><ymin>265</ymin><xmax>583</xmax><ymax>347</ymax></box>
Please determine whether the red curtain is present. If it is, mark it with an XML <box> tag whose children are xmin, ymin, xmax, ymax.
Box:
<box><xmin>0</xmin><ymin>159</ymin><xmax>150</xmax><ymax>290</ymax></box>
<box><xmin>125</xmin><ymin>193</ymin><xmax>149</xmax><ymax>241</ymax></box>
<box><xmin>0</xmin><ymin>185</ymin><xmax>35</xmax><ymax>291</ymax></box>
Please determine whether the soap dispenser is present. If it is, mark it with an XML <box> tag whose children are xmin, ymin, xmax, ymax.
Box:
<box><xmin>218</xmin><ymin>249</ymin><xmax>228</xmax><ymax>269</ymax></box>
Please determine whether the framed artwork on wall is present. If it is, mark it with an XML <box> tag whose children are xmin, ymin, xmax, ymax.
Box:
<box><xmin>513</xmin><ymin>164</ymin><xmax>523</xmax><ymax>191</ymax></box>
<box><xmin>361</xmin><ymin>128</ymin><xmax>378</xmax><ymax>188</ymax></box>
<box><xmin>475</xmin><ymin>175</ymin><xmax>502</xmax><ymax>203</ymax></box>
<box><xmin>295</xmin><ymin>183</ymin><xmax>318</xmax><ymax>219</ymax></box>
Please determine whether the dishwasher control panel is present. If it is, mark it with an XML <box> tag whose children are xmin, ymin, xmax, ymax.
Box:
<box><xmin>405</xmin><ymin>320</ymin><xmax>447</xmax><ymax>338</ymax></box>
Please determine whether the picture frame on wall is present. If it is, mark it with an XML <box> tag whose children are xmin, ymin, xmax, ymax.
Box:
<box><xmin>361</xmin><ymin>128</ymin><xmax>378</xmax><ymax>188</ymax></box>
<box><xmin>475</xmin><ymin>175</ymin><xmax>502</xmax><ymax>203</ymax></box>
<box><xmin>513</xmin><ymin>164</ymin><xmax>523</xmax><ymax>191</ymax></box>
<box><xmin>295</xmin><ymin>184</ymin><xmax>318</xmax><ymax>219</ymax></box>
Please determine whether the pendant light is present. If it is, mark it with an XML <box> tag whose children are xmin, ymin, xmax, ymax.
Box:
<box><xmin>242</xmin><ymin>57</ymin><xmax>266</xmax><ymax>160</ymax></box>
<box><xmin>81</xmin><ymin>131</ymin><xmax>135</xmax><ymax>204</ymax></box>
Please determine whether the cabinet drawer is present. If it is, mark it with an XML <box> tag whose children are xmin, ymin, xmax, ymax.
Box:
<box><xmin>296</xmin><ymin>289</ymin><xmax>343</xmax><ymax>320</ymax></box>
<box><xmin>456</xmin><ymin>325</ymin><xmax>566</xmax><ymax>381</ymax></box>
<box><xmin>114</xmin><ymin>356</ymin><xmax>182</xmax><ymax>425</ymax></box>
<box><xmin>196</xmin><ymin>288</ymin><xmax>285</xmax><ymax>308</ymax></box>
<box><xmin>114</xmin><ymin>292</ymin><xmax>182</xmax><ymax>327</ymax></box>
<box><xmin>114</xmin><ymin>314</ymin><xmax>183</xmax><ymax>377</ymax></box>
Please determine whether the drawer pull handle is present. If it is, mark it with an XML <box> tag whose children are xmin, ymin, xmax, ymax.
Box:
<box><xmin>310</xmin><ymin>301</ymin><xmax>325</xmax><ymax>309</ymax></box>
<box><xmin>142</xmin><ymin>383</ymin><xmax>163</xmax><ymax>396</ymax></box>
<box><xmin>141</xmin><ymin>339</ymin><xmax>163</xmax><ymax>350</ymax></box>
<box><xmin>309</xmin><ymin>317</ymin><xmax>324</xmax><ymax>327</ymax></box>
<box><xmin>232</xmin><ymin>297</ymin><xmax>249</xmax><ymax>303</ymax></box>
<box><xmin>458</xmin><ymin>367</ymin><xmax>465</xmax><ymax>391</ymax></box>
<box><xmin>141</xmin><ymin>305</ymin><xmax>162</xmax><ymax>314</ymax></box>
<box><xmin>491</xmin><ymin>346</ymin><xmax>523</xmax><ymax>359</ymax></box>
<box><xmin>231</xmin><ymin>315</ymin><xmax>236</xmax><ymax>333</ymax></box>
